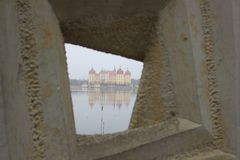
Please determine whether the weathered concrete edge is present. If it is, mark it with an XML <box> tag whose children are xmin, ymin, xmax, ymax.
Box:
<box><xmin>98</xmin><ymin>121</ymin><xmax>212</xmax><ymax>160</ymax></box>
<box><xmin>183</xmin><ymin>150</ymin><xmax>236</xmax><ymax>160</ymax></box>
<box><xmin>76</xmin><ymin>118</ymin><xmax>203</xmax><ymax>159</ymax></box>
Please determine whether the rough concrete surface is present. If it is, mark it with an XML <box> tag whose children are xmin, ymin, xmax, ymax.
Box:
<box><xmin>0</xmin><ymin>0</ymin><xmax>239</xmax><ymax>160</ymax></box>
<box><xmin>77</xmin><ymin>118</ymin><xmax>202</xmax><ymax>159</ymax></box>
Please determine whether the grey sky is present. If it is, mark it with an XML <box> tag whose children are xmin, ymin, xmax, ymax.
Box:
<box><xmin>65</xmin><ymin>43</ymin><xmax>143</xmax><ymax>80</ymax></box>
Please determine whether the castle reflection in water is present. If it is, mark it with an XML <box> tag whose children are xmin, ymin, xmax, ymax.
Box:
<box><xmin>72</xmin><ymin>88</ymin><xmax>137</xmax><ymax>134</ymax></box>
<box><xmin>88</xmin><ymin>89</ymin><xmax>132</xmax><ymax>108</ymax></box>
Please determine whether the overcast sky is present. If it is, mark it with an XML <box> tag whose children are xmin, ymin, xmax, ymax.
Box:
<box><xmin>65</xmin><ymin>43</ymin><xmax>143</xmax><ymax>80</ymax></box>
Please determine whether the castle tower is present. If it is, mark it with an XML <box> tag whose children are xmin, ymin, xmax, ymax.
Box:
<box><xmin>116</xmin><ymin>67</ymin><xmax>124</xmax><ymax>85</ymax></box>
<box><xmin>124</xmin><ymin>69</ymin><xmax>131</xmax><ymax>85</ymax></box>
<box><xmin>88</xmin><ymin>67</ymin><xmax>96</xmax><ymax>85</ymax></box>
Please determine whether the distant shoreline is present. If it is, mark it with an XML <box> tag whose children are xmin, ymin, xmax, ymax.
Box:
<box><xmin>70</xmin><ymin>86</ymin><xmax>138</xmax><ymax>93</ymax></box>
<box><xmin>69</xmin><ymin>79</ymin><xmax>139</xmax><ymax>93</ymax></box>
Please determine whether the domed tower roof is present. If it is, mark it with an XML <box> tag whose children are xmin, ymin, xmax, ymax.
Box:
<box><xmin>89</xmin><ymin>67</ymin><xmax>96</xmax><ymax>74</ymax></box>
<box><xmin>117</xmin><ymin>67</ymin><xmax>124</xmax><ymax>74</ymax></box>
<box><xmin>125</xmin><ymin>69</ymin><xmax>131</xmax><ymax>75</ymax></box>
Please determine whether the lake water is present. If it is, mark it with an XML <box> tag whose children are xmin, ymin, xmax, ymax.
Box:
<box><xmin>71</xmin><ymin>89</ymin><xmax>137</xmax><ymax>135</ymax></box>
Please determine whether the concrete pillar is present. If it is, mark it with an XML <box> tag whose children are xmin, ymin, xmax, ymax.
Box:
<box><xmin>0</xmin><ymin>0</ymin><xmax>77</xmax><ymax>159</ymax></box>
<box><xmin>130</xmin><ymin>30</ymin><xmax>177</xmax><ymax>128</ymax></box>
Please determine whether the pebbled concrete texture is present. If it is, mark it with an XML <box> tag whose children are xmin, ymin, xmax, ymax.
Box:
<box><xmin>48</xmin><ymin>0</ymin><xmax>169</xmax><ymax>61</ymax></box>
<box><xmin>0</xmin><ymin>0</ymin><xmax>240</xmax><ymax>160</ymax></box>
<box><xmin>1</xmin><ymin>0</ymin><xmax>76</xmax><ymax>160</ymax></box>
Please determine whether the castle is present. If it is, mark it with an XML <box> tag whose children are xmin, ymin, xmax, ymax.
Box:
<box><xmin>88</xmin><ymin>67</ymin><xmax>131</xmax><ymax>86</ymax></box>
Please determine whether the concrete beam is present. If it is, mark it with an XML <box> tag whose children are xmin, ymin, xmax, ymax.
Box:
<box><xmin>49</xmin><ymin>0</ymin><xmax>169</xmax><ymax>61</ymax></box>
<box><xmin>98</xmin><ymin>119</ymin><xmax>211</xmax><ymax>160</ymax></box>
<box><xmin>182</xmin><ymin>150</ymin><xmax>235</xmax><ymax>160</ymax></box>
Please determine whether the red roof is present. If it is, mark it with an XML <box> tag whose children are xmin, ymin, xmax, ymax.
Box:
<box><xmin>125</xmin><ymin>69</ymin><xmax>131</xmax><ymax>75</ymax></box>
<box><xmin>89</xmin><ymin>68</ymin><xmax>96</xmax><ymax>74</ymax></box>
<box><xmin>90</xmin><ymin>67</ymin><xmax>129</xmax><ymax>75</ymax></box>
<box><xmin>117</xmin><ymin>68</ymin><xmax>124</xmax><ymax>74</ymax></box>
<box><xmin>100</xmin><ymin>70</ymin><xmax>109</xmax><ymax>74</ymax></box>
<box><xmin>109</xmin><ymin>71</ymin><xmax>116</xmax><ymax>76</ymax></box>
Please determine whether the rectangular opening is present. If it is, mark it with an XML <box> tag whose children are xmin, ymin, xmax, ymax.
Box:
<box><xmin>65</xmin><ymin>43</ymin><xmax>143</xmax><ymax>135</ymax></box>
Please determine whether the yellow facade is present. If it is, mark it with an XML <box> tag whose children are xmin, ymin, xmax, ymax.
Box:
<box><xmin>88</xmin><ymin>67</ymin><xmax>131</xmax><ymax>86</ymax></box>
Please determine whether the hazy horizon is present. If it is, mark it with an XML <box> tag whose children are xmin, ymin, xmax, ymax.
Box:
<box><xmin>65</xmin><ymin>43</ymin><xmax>143</xmax><ymax>80</ymax></box>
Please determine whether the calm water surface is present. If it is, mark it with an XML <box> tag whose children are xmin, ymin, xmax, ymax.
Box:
<box><xmin>72</xmin><ymin>89</ymin><xmax>136</xmax><ymax>135</ymax></box>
